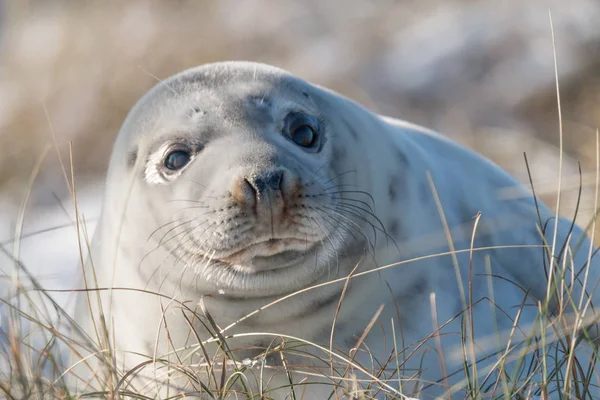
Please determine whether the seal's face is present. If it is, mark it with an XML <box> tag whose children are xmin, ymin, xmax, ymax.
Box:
<box><xmin>113</xmin><ymin>63</ymin><xmax>356</xmax><ymax>297</ymax></box>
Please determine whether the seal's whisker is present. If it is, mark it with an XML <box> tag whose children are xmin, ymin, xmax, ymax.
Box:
<box><xmin>168</xmin><ymin>232</ymin><xmax>200</xmax><ymax>266</ymax></box>
<box><xmin>199</xmin><ymin>248</ymin><xmax>217</xmax><ymax>273</ymax></box>
<box><xmin>313</xmin><ymin>207</ymin><xmax>367</xmax><ymax>251</ymax></box>
<box><xmin>160</xmin><ymin>221</ymin><xmax>214</xmax><ymax>274</ymax></box>
<box><xmin>179</xmin><ymin>246</ymin><xmax>209</xmax><ymax>293</ymax></box>
<box><xmin>323</xmin><ymin>189</ymin><xmax>377</xmax><ymax>209</ymax></box>
<box><xmin>315</xmin><ymin>169</ymin><xmax>358</xmax><ymax>189</ymax></box>
<box><xmin>332</xmin><ymin>200</ymin><xmax>399</xmax><ymax>253</ymax></box>
<box><xmin>329</xmin><ymin>195</ymin><xmax>376</xmax><ymax>214</ymax></box>
<box><xmin>177</xmin><ymin>221</ymin><xmax>220</xmax><ymax>261</ymax></box>
<box><xmin>314</xmin><ymin>206</ymin><xmax>374</xmax><ymax>260</ymax></box>
<box><xmin>189</xmin><ymin>221</ymin><xmax>233</xmax><ymax>252</ymax></box>
<box><xmin>321</xmin><ymin>204</ymin><xmax>378</xmax><ymax>248</ymax></box>
<box><xmin>194</xmin><ymin>250</ymin><xmax>218</xmax><ymax>292</ymax></box>
<box><xmin>304</xmin><ymin>215</ymin><xmax>329</xmax><ymax>271</ymax></box>
<box><xmin>307</xmin><ymin>215</ymin><xmax>341</xmax><ymax>278</ymax></box>
<box><xmin>318</xmin><ymin>191</ymin><xmax>381</xmax><ymax>226</ymax></box>
<box><xmin>146</xmin><ymin>216</ymin><xmax>191</xmax><ymax>243</ymax></box>
<box><xmin>330</xmin><ymin>199</ymin><xmax>385</xmax><ymax>235</ymax></box>
<box><xmin>157</xmin><ymin>221</ymin><xmax>211</xmax><ymax>260</ymax></box>
<box><xmin>320</xmin><ymin>216</ymin><xmax>350</xmax><ymax>279</ymax></box>
<box><xmin>140</xmin><ymin>219</ymin><xmax>195</xmax><ymax>274</ymax></box>
<box><xmin>157</xmin><ymin>218</ymin><xmax>201</xmax><ymax>246</ymax></box>
<box><xmin>313</xmin><ymin>206</ymin><xmax>372</xmax><ymax>257</ymax></box>
<box><xmin>300</xmin><ymin>214</ymin><xmax>329</xmax><ymax>275</ymax></box>
<box><xmin>185</xmin><ymin>231</ymin><xmax>217</xmax><ymax>266</ymax></box>
<box><xmin>173</xmin><ymin>207</ymin><xmax>221</xmax><ymax>220</ymax></box>
<box><xmin>142</xmin><ymin>237</ymin><xmax>187</xmax><ymax>291</ymax></box>
<box><xmin>336</xmin><ymin>222</ymin><xmax>370</xmax><ymax>260</ymax></box>
<box><xmin>177</xmin><ymin>221</ymin><xmax>240</xmax><ymax>280</ymax></box>
<box><xmin>142</xmin><ymin>221</ymin><xmax>208</xmax><ymax>287</ymax></box>
<box><xmin>189</xmin><ymin>179</ymin><xmax>209</xmax><ymax>189</ymax></box>
<box><xmin>166</xmin><ymin>237</ymin><xmax>206</xmax><ymax>293</ymax></box>
<box><xmin>325</xmin><ymin>225</ymin><xmax>354</xmax><ymax>278</ymax></box>
<box><xmin>322</xmin><ymin>183</ymin><xmax>361</xmax><ymax>192</ymax></box>
<box><xmin>302</xmin><ymin>160</ymin><xmax>329</xmax><ymax>187</ymax></box>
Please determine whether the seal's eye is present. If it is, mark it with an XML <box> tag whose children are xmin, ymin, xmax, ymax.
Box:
<box><xmin>284</xmin><ymin>112</ymin><xmax>320</xmax><ymax>150</ymax></box>
<box><xmin>164</xmin><ymin>149</ymin><xmax>191</xmax><ymax>171</ymax></box>
<box><xmin>291</xmin><ymin>125</ymin><xmax>315</xmax><ymax>147</ymax></box>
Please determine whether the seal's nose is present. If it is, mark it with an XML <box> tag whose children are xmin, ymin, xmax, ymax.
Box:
<box><xmin>231</xmin><ymin>169</ymin><xmax>294</xmax><ymax>217</ymax></box>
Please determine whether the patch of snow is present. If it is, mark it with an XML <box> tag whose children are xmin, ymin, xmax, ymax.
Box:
<box><xmin>0</xmin><ymin>181</ymin><xmax>103</xmax><ymax>333</ymax></box>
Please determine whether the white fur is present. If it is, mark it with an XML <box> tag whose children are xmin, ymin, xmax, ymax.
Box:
<box><xmin>71</xmin><ymin>62</ymin><xmax>600</xmax><ymax>399</ymax></box>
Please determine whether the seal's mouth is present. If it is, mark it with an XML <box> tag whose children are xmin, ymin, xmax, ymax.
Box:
<box><xmin>216</xmin><ymin>238</ymin><xmax>314</xmax><ymax>269</ymax></box>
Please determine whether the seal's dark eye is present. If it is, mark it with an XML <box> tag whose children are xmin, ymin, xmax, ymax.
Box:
<box><xmin>291</xmin><ymin>125</ymin><xmax>315</xmax><ymax>147</ymax></box>
<box><xmin>284</xmin><ymin>112</ymin><xmax>319</xmax><ymax>150</ymax></box>
<box><xmin>164</xmin><ymin>150</ymin><xmax>191</xmax><ymax>171</ymax></box>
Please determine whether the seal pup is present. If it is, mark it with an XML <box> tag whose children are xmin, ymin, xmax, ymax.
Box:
<box><xmin>71</xmin><ymin>61</ymin><xmax>600</xmax><ymax>399</ymax></box>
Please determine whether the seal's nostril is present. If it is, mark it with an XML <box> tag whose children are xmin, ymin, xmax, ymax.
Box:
<box><xmin>263</xmin><ymin>171</ymin><xmax>283</xmax><ymax>191</ymax></box>
<box><xmin>252</xmin><ymin>170</ymin><xmax>284</xmax><ymax>194</ymax></box>
<box><xmin>243</xmin><ymin>177</ymin><xmax>256</xmax><ymax>194</ymax></box>
<box><xmin>231</xmin><ymin>176</ymin><xmax>257</xmax><ymax>206</ymax></box>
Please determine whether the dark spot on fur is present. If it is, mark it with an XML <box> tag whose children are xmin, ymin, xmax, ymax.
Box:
<box><xmin>312</xmin><ymin>289</ymin><xmax>344</xmax><ymax>311</ymax></box>
<box><xmin>388</xmin><ymin>173</ymin><xmax>406</xmax><ymax>204</ymax></box>
<box><xmin>344</xmin><ymin>332</ymin><xmax>361</xmax><ymax>349</ymax></box>
<box><xmin>396</xmin><ymin>149</ymin><xmax>409</xmax><ymax>168</ymax></box>
<box><xmin>128</xmin><ymin>147</ymin><xmax>138</xmax><ymax>167</ymax></box>
<box><xmin>397</xmin><ymin>276</ymin><xmax>430</xmax><ymax>303</ymax></box>
<box><xmin>332</xmin><ymin>146</ymin><xmax>347</xmax><ymax>161</ymax></box>
<box><xmin>410</xmin><ymin>276</ymin><xmax>428</xmax><ymax>295</ymax></box>
<box><xmin>302</xmin><ymin>91</ymin><xmax>310</xmax><ymax>98</ymax></box>
<box><xmin>388</xmin><ymin>219</ymin><xmax>410</xmax><ymax>244</ymax></box>
<box><xmin>293</xmin><ymin>288</ymin><xmax>345</xmax><ymax>320</ymax></box>
<box><xmin>387</xmin><ymin>151</ymin><xmax>409</xmax><ymax>202</ymax></box>
<box><xmin>418</xmin><ymin>181</ymin><xmax>430</xmax><ymax>203</ymax></box>
<box><xmin>389</xmin><ymin>220</ymin><xmax>400</xmax><ymax>237</ymax></box>
<box><xmin>388</xmin><ymin>179</ymin><xmax>398</xmax><ymax>202</ymax></box>
<box><xmin>329</xmin><ymin>146</ymin><xmax>348</xmax><ymax>176</ymax></box>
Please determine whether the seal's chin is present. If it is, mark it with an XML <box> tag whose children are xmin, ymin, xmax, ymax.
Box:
<box><xmin>217</xmin><ymin>238</ymin><xmax>314</xmax><ymax>271</ymax></box>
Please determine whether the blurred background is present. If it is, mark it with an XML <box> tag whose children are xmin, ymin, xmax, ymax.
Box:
<box><xmin>0</xmin><ymin>0</ymin><xmax>599</xmax><ymax>306</ymax></box>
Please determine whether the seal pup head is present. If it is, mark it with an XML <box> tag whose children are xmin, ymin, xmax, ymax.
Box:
<box><xmin>98</xmin><ymin>62</ymin><xmax>376</xmax><ymax>298</ymax></box>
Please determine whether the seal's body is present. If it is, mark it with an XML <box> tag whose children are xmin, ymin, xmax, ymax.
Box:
<box><xmin>72</xmin><ymin>62</ymin><xmax>600</xmax><ymax>399</ymax></box>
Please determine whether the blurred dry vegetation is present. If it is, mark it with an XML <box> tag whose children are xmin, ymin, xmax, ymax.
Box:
<box><xmin>0</xmin><ymin>0</ymin><xmax>599</xmax><ymax>228</ymax></box>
